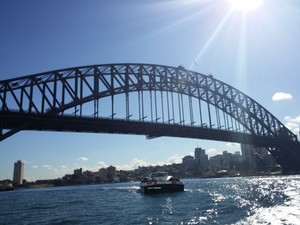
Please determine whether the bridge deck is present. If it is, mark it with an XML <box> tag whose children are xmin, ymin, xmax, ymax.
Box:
<box><xmin>1</xmin><ymin>111</ymin><xmax>298</xmax><ymax>149</ymax></box>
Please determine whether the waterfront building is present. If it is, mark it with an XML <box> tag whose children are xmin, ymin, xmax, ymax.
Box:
<box><xmin>182</xmin><ymin>155</ymin><xmax>194</xmax><ymax>168</ymax></box>
<box><xmin>98</xmin><ymin>168</ymin><xmax>107</xmax><ymax>181</ymax></box>
<box><xmin>241</xmin><ymin>144</ymin><xmax>257</xmax><ymax>171</ymax></box>
<box><xmin>209</xmin><ymin>155</ymin><xmax>224</xmax><ymax>171</ymax></box>
<box><xmin>232</xmin><ymin>151</ymin><xmax>242</xmax><ymax>162</ymax></box>
<box><xmin>107</xmin><ymin>166</ymin><xmax>116</xmax><ymax>180</ymax></box>
<box><xmin>222</xmin><ymin>151</ymin><xmax>232</xmax><ymax>169</ymax></box>
<box><xmin>74</xmin><ymin>168</ymin><xmax>83</xmax><ymax>176</ymax></box>
<box><xmin>232</xmin><ymin>151</ymin><xmax>242</xmax><ymax>170</ymax></box>
<box><xmin>13</xmin><ymin>160</ymin><xmax>24</xmax><ymax>185</ymax></box>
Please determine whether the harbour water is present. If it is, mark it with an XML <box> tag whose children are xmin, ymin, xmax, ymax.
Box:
<box><xmin>1</xmin><ymin>175</ymin><xmax>300</xmax><ymax>224</ymax></box>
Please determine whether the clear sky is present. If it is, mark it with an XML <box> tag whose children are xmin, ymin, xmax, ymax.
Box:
<box><xmin>1</xmin><ymin>0</ymin><xmax>300</xmax><ymax>181</ymax></box>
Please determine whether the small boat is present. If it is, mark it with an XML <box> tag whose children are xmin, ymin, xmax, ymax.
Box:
<box><xmin>140</xmin><ymin>172</ymin><xmax>184</xmax><ymax>194</ymax></box>
<box><xmin>0</xmin><ymin>183</ymin><xmax>14</xmax><ymax>192</ymax></box>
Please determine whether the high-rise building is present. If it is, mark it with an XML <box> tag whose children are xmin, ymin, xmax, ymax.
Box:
<box><xmin>222</xmin><ymin>151</ymin><xmax>232</xmax><ymax>169</ymax></box>
<box><xmin>13</xmin><ymin>160</ymin><xmax>24</xmax><ymax>185</ymax></box>
<box><xmin>194</xmin><ymin>147</ymin><xmax>209</xmax><ymax>170</ymax></box>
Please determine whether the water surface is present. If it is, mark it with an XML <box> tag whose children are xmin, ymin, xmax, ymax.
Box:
<box><xmin>1</xmin><ymin>176</ymin><xmax>300</xmax><ymax>224</ymax></box>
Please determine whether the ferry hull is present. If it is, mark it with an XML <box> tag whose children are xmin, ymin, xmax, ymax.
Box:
<box><xmin>141</xmin><ymin>183</ymin><xmax>184</xmax><ymax>194</ymax></box>
<box><xmin>0</xmin><ymin>186</ymin><xmax>14</xmax><ymax>192</ymax></box>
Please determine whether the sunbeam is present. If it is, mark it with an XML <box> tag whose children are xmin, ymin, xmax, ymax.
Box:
<box><xmin>235</xmin><ymin>14</ymin><xmax>248</xmax><ymax>92</ymax></box>
<box><xmin>191</xmin><ymin>9</ymin><xmax>233</xmax><ymax>69</ymax></box>
<box><xmin>148</xmin><ymin>5</ymin><xmax>212</xmax><ymax>38</ymax></box>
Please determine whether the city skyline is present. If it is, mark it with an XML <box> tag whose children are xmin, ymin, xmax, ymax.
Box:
<box><xmin>11</xmin><ymin>144</ymin><xmax>276</xmax><ymax>184</ymax></box>
<box><xmin>10</xmin><ymin>145</ymin><xmax>244</xmax><ymax>183</ymax></box>
<box><xmin>4</xmin><ymin>142</ymin><xmax>240</xmax><ymax>181</ymax></box>
<box><xmin>1</xmin><ymin>0</ymin><xmax>300</xmax><ymax>181</ymax></box>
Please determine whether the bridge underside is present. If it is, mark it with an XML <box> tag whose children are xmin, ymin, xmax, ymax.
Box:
<box><xmin>0</xmin><ymin>111</ymin><xmax>295</xmax><ymax>145</ymax></box>
<box><xmin>2</xmin><ymin>111</ymin><xmax>300</xmax><ymax>173</ymax></box>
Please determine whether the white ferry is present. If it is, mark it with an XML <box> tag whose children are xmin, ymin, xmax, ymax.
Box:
<box><xmin>140</xmin><ymin>172</ymin><xmax>184</xmax><ymax>194</ymax></box>
<box><xmin>0</xmin><ymin>183</ymin><xmax>13</xmax><ymax>191</ymax></box>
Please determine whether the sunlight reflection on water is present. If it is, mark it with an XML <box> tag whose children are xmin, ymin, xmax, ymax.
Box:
<box><xmin>234</xmin><ymin>176</ymin><xmax>300</xmax><ymax>225</ymax></box>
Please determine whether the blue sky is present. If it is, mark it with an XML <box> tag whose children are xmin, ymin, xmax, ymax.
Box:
<box><xmin>1</xmin><ymin>0</ymin><xmax>300</xmax><ymax>181</ymax></box>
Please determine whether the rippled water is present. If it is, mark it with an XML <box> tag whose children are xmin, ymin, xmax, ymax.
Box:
<box><xmin>1</xmin><ymin>176</ymin><xmax>300</xmax><ymax>224</ymax></box>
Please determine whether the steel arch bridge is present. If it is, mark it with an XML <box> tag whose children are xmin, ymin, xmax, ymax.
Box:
<box><xmin>1</xmin><ymin>63</ymin><xmax>300</xmax><ymax>172</ymax></box>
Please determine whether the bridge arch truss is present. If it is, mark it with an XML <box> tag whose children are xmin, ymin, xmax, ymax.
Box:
<box><xmin>1</xmin><ymin>63</ymin><xmax>299</xmax><ymax>172</ymax></box>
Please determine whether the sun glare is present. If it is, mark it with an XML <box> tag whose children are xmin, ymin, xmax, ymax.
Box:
<box><xmin>230</xmin><ymin>0</ymin><xmax>262</xmax><ymax>12</ymax></box>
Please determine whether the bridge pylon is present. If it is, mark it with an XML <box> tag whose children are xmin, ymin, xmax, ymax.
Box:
<box><xmin>269</xmin><ymin>143</ymin><xmax>300</xmax><ymax>174</ymax></box>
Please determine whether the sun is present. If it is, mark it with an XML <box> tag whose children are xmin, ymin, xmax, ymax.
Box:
<box><xmin>229</xmin><ymin>0</ymin><xmax>262</xmax><ymax>12</ymax></box>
